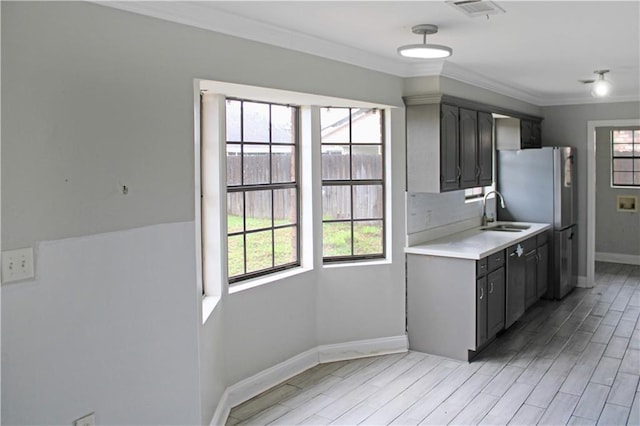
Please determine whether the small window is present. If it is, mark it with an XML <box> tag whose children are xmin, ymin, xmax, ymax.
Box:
<box><xmin>226</xmin><ymin>99</ymin><xmax>300</xmax><ymax>283</ymax></box>
<box><xmin>465</xmin><ymin>187</ymin><xmax>485</xmax><ymax>201</ymax></box>
<box><xmin>320</xmin><ymin>107</ymin><xmax>385</xmax><ymax>262</ymax></box>
<box><xmin>611</xmin><ymin>129</ymin><xmax>640</xmax><ymax>187</ymax></box>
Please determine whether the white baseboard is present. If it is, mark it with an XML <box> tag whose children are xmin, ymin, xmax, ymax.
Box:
<box><xmin>595</xmin><ymin>252</ymin><xmax>640</xmax><ymax>266</ymax></box>
<box><xmin>210</xmin><ymin>389</ymin><xmax>230</xmax><ymax>426</ymax></box>
<box><xmin>209</xmin><ymin>335</ymin><xmax>408</xmax><ymax>425</ymax></box>
<box><xmin>577</xmin><ymin>275</ymin><xmax>590</xmax><ymax>288</ymax></box>
<box><xmin>317</xmin><ymin>335</ymin><xmax>409</xmax><ymax>363</ymax></box>
<box><xmin>226</xmin><ymin>347</ymin><xmax>319</xmax><ymax>410</ymax></box>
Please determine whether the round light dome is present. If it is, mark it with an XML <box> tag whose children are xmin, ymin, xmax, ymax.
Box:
<box><xmin>397</xmin><ymin>44</ymin><xmax>452</xmax><ymax>59</ymax></box>
<box><xmin>397</xmin><ymin>24</ymin><xmax>453</xmax><ymax>60</ymax></box>
<box><xmin>591</xmin><ymin>79</ymin><xmax>612</xmax><ymax>97</ymax></box>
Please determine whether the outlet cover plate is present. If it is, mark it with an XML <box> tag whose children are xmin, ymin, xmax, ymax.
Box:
<box><xmin>1</xmin><ymin>247</ymin><xmax>35</xmax><ymax>283</ymax></box>
<box><xmin>74</xmin><ymin>412</ymin><xmax>95</xmax><ymax>426</ymax></box>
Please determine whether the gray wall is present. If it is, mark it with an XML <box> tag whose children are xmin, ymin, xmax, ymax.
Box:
<box><xmin>2</xmin><ymin>2</ymin><xmax>406</xmax><ymax>424</ymax></box>
<box><xmin>541</xmin><ymin>102</ymin><xmax>640</xmax><ymax>278</ymax></box>
<box><xmin>595</xmin><ymin>127</ymin><xmax>640</xmax><ymax>257</ymax></box>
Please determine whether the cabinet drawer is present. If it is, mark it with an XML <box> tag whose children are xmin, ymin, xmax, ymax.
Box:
<box><xmin>477</xmin><ymin>258</ymin><xmax>488</xmax><ymax>276</ymax></box>
<box><xmin>488</xmin><ymin>250</ymin><xmax>505</xmax><ymax>271</ymax></box>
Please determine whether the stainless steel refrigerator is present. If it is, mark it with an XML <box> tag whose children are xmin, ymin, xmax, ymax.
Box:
<box><xmin>498</xmin><ymin>147</ymin><xmax>577</xmax><ymax>299</ymax></box>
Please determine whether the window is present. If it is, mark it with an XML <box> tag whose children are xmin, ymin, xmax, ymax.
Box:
<box><xmin>464</xmin><ymin>187</ymin><xmax>485</xmax><ymax>201</ymax></box>
<box><xmin>320</xmin><ymin>107</ymin><xmax>385</xmax><ymax>262</ymax></box>
<box><xmin>611</xmin><ymin>129</ymin><xmax>640</xmax><ymax>187</ymax></box>
<box><xmin>226</xmin><ymin>99</ymin><xmax>300</xmax><ymax>283</ymax></box>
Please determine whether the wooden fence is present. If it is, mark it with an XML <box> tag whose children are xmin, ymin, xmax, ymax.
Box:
<box><xmin>227</xmin><ymin>153</ymin><xmax>382</xmax><ymax>220</ymax></box>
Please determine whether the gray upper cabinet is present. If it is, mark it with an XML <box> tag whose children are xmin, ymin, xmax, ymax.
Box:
<box><xmin>440</xmin><ymin>104</ymin><xmax>460</xmax><ymax>192</ymax></box>
<box><xmin>496</xmin><ymin>117</ymin><xmax>543</xmax><ymax>150</ymax></box>
<box><xmin>405</xmin><ymin>94</ymin><xmax>542</xmax><ymax>192</ymax></box>
<box><xmin>478</xmin><ymin>111</ymin><xmax>494</xmax><ymax>186</ymax></box>
<box><xmin>405</xmin><ymin>97</ymin><xmax>493</xmax><ymax>193</ymax></box>
<box><xmin>537</xmin><ymin>242</ymin><xmax>549</xmax><ymax>299</ymax></box>
<box><xmin>459</xmin><ymin>108</ymin><xmax>479</xmax><ymax>188</ymax></box>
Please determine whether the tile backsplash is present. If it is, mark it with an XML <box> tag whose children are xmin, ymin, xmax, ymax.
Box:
<box><xmin>406</xmin><ymin>190</ymin><xmax>490</xmax><ymax>235</ymax></box>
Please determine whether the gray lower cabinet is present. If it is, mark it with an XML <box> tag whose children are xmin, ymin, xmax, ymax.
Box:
<box><xmin>525</xmin><ymin>247</ymin><xmax>538</xmax><ymax>309</ymax></box>
<box><xmin>537</xmin><ymin>243</ymin><xmax>549</xmax><ymax>298</ymax></box>
<box><xmin>476</xmin><ymin>251</ymin><xmax>505</xmax><ymax>350</ymax></box>
<box><xmin>507</xmin><ymin>236</ymin><xmax>544</xmax><ymax>327</ymax></box>
<box><xmin>487</xmin><ymin>268</ymin><xmax>505</xmax><ymax>337</ymax></box>
<box><xmin>407</xmin><ymin>231</ymin><xmax>546</xmax><ymax>362</ymax></box>
<box><xmin>506</xmin><ymin>242</ymin><xmax>526</xmax><ymax>328</ymax></box>
<box><xmin>476</xmin><ymin>276</ymin><xmax>488</xmax><ymax>348</ymax></box>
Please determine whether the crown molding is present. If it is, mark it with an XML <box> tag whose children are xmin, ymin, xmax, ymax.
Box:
<box><xmin>536</xmin><ymin>93</ymin><xmax>640</xmax><ymax>107</ymax></box>
<box><xmin>92</xmin><ymin>1</ymin><xmax>640</xmax><ymax>108</ymax></box>
<box><xmin>439</xmin><ymin>62</ymin><xmax>546</xmax><ymax>105</ymax></box>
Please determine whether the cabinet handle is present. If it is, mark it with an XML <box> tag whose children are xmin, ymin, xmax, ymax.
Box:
<box><xmin>457</xmin><ymin>166</ymin><xmax>462</xmax><ymax>181</ymax></box>
<box><xmin>479</xmin><ymin>287</ymin><xmax>484</xmax><ymax>300</ymax></box>
<box><xmin>509</xmin><ymin>252</ymin><xmax>517</xmax><ymax>257</ymax></box>
<box><xmin>475</xmin><ymin>165</ymin><xmax>481</xmax><ymax>178</ymax></box>
<box><xmin>489</xmin><ymin>282</ymin><xmax>494</xmax><ymax>293</ymax></box>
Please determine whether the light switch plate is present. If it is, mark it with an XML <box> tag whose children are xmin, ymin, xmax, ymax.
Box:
<box><xmin>1</xmin><ymin>247</ymin><xmax>35</xmax><ymax>283</ymax></box>
<box><xmin>74</xmin><ymin>412</ymin><xmax>95</xmax><ymax>426</ymax></box>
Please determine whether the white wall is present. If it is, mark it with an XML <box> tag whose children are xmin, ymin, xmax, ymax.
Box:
<box><xmin>541</xmin><ymin>102</ymin><xmax>640</xmax><ymax>279</ymax></box>
<box><xmin>2</xmin><ymin>223</ymin><xmax>202</xmax><ymax>425</ymax></box>
<box><xmin>2</xmin><ymin>2</ymin><xmax>406</xmax><ymax>424</ymax></box>
<box><xmin>0</xmin><ymin>1</ymin><xmax>3</xmax><ymax>417</ymax></box>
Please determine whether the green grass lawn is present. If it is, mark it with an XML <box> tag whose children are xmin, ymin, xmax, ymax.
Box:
<box><xmin>227</xmin><ymin>216</ymin><xmax>382</xmax><ymax>278</ymax></box>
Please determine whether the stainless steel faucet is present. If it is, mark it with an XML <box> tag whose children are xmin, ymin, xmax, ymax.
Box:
<box><xmin>482</xmin><ymin>190</ymin><xmax>506</xmax><ymax>226</ymax></box>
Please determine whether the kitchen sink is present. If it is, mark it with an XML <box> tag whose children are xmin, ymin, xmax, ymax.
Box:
<box><xmin>480</xmin><ymin>224</ymin><xmax>531</xmax><ymax>232</ymax></box>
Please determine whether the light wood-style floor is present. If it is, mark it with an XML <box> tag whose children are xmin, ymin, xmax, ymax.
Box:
<box><xmin>226</xmin><ymin>262</ymin><xmax>640</xmax><ymax>425</ymax></box>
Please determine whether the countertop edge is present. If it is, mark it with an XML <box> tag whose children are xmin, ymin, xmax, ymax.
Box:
<box><xmin>404</xmin><ymin>222</ymin><xmax>552</xmax><ymax>260</ymax></box>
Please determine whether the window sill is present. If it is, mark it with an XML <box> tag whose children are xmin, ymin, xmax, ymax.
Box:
<box><xmin>202</xmin><ymin>295</ymin><xmax>222</xmax><ymax>325</ymax></box>
<box><xmin>465</xmin><ymin>196</ymin><xmax>483</xmax><ymax>204</ymax></box>
<box><xmin>323</xmin><ymin>258</ymin><xmax>390</xmax><ymax>269</ymax></box>
<box><xmin>228</xmin><ymin>266</ymin><xmax>313</xmax><ymax>295</ymax></box>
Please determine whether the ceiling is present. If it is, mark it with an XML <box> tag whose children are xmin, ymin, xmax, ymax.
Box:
<box><xmin>102</xmin><ymin>1</ymin><xmax>640</xmax><ymax>106</ymax></box>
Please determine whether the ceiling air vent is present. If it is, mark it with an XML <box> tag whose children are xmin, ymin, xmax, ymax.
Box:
<box><xmin>446</xmin><ymin>0</ymin><xmax>505</xmax><ymax>18</ymax></box>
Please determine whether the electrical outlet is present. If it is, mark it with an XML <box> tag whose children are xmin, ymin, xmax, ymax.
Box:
<box><xmin>74</xmin><ymin>412</ymin><xmax>95</xmax><ymax>426</ymax></box>
<box><xmin>1</xmin><ymin>247</ymin><xmax>35</xmax><ymax>284</ymax></box>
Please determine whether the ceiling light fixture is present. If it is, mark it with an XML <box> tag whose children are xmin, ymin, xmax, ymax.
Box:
<box><xmin>579</xmin><ymin>70</ymin><xmax>612</xmax><ymax>97</ymax></box>
<box><xmin>397</xmin><ymin>24</ymin><xmax>453</xmax><ymax>59</ymax></box>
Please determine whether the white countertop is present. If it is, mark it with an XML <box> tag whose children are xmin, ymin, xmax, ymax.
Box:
<box><xmin>405</xmin><ymin>222</ymin><xmax>551</xmax><ymax>260</ymax></box>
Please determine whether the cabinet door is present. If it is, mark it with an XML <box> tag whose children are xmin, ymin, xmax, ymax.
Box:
<box><xmin>459</xmin><ymin>108</ymin><xmax>478</xmax><ymax>188</ymax></box>
<box><xmin>478</xmin><ymin>111</ymin><xmax>494</xmax><ymax>186</ymax></box>
<box><xmin>525</xmin><ymin>249</ymin><xmax>538</xmax><ymax>309</ymax></box>
<box><xmin>531</xmin><ymin>121</ymin><xmax>542</xmax><ymax>148</ymax></box>
<box><xmin>520</xmin><ymin>120</ymin><xmax>533</xmax><ymax>148</ymax></box>
<box><xmin>476</xmin><ymin>276</ymin><xmax>488</xmax><ymax>348</ymax></box>
<box><xmin>506</xmin><ymin>243</ymin><xmax>525</xmax><ymax>328</ymax></box>
<box><xmin>537</xmin><ymin>243</ymin><xmax>549</xmax><ymax>298</ymax></box>
<box><xmin>440</xmin><ymin>104</ymin><xmax>460</xmax><ymax>192</ymax></box>
<box><xmin>487</xmin><ymin>267</ymin><xmax>505</xmax><ymax>337</ymax></box>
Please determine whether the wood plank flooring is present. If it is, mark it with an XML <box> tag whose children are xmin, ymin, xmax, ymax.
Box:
<box><xmin>226</xmin><ymin>262</ymin><xmax>640</xmax><ymax>425</ymax></box>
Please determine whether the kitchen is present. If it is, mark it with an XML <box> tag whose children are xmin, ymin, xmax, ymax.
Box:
<box><xmin>1</xmin><ymin>1</ymin><xmax>639</xmax><ymax>425</ymax></box>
